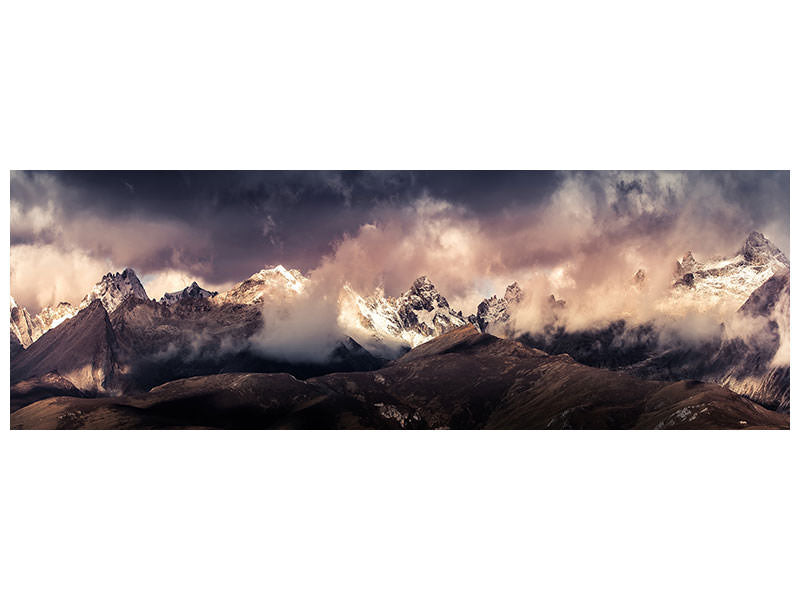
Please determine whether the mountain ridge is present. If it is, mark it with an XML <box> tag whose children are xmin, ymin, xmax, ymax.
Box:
<box><xmin>11</xmin><ymin>326</ymin><xmax>787</xmax><ymax>430</ymax></box>
<box><xmin>9</xmin><ymin>231</ymin><xmax>790</xmax><ymax>417</ymax></box>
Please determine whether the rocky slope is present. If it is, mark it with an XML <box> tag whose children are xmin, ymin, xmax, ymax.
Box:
<box><xmin>11</xmin><ymin>327</ymin><xmax>787</xmax><ymax>430</ymax></box>
<box><xmin>10</xmin><ymin>300</ymin><xmax>120</xmax><ymax>393</ymax></box>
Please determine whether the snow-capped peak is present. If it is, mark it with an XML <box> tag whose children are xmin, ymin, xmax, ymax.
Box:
<box><xmin>160</xmin><ymin>281</ymin><xmax>218</xmax><ymax>305</ymax></box>
<box><xmin>36</xmin><ymin>302</ymin><xmax>79</xmax><ymax>331</ymax></box>
<box><xmin>10</xmin><ymin>298</ymin><xmax>79</xmax><ymax>348</ymax></box>
<box><xmin>215</xmin><ymin>265</ymin><xmax>308</xmax><ymax>305</ymax></box>
<box><xmin>79</xmin><ymin>267</ymin><xmax>149</xmax><ymax>313</ymax></box>
<box><xmin>339</xmin><ymin>276</ymin><xmax>468</xmax><ymax>356</ymax></box>
<box><xmin>663</xmin><ymin>232</ymin><xmax>789</xmax><ymax>316</ymax></box>
<box><xmin>259</xmin><ymin>264</ymin><xmax>305</xmax><ymax>293</ymax></box>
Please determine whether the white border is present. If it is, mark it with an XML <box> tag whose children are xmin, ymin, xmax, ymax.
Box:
<box><xmin>2</xmin><ymin>2</ymin><xmax>797</xmax><ymax>599</ymax></box>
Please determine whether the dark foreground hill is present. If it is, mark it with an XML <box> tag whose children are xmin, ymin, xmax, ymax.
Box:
<box><xmin>11</xmin><ymin>327</ymin><xmax>788</xmax><ymax>430</ymax></box>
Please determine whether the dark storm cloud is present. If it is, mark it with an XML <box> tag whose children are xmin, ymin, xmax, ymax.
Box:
<box><xmin>687</xmin><ymin>171</ymin><xmax>789</xmax><ymax>242</ymax></box>
<box><xmin>9</xmin><ymin>171</ymin><xmax>560</xmax><ymax>281</ymax></box>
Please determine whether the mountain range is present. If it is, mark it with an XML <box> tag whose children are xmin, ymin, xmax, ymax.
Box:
<box><xmin>9</xmin><ymin>231</ymin><xmax>790</xmax><ymax>428</ymax></box>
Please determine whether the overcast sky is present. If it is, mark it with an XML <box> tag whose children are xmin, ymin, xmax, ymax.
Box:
<box><xmin>10</xmin><ymin>170</ymin><xmax>790</xmax><ymax>314</ymax></box>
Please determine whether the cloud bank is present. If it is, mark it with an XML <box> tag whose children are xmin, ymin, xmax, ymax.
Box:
<box><xmin>236</xmin><ymin>171</ymin><xmax>789</xmax><ymax>361</ymax></box>
<box><xmin>11</xmin><ymin>171</ymin><xmax>789</xmax><ymax>337</ymax></box>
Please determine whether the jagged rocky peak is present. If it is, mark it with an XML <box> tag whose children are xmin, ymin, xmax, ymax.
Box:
<box><xmin>160</xmin><ymin>281</ymin><xmax>218</xmax><ymax>305</ymax></box>
<box><xmin>474</xmin><ymin>296</ymin><xmax>503</xmax><ymax>332</ymax></box>
<box><xmin>676</xmin><ymin>232</ymin><xmax>787</xmax><ymax>278</ymax></box>
<box><xmin>80</xmin><ymin>267</ymin><xmax>149</xmax><ymax>314</ymax></box>
<box><xmin>676</xmin><ymin>251</ymin><xmax>697</xmax><ymax>276</ymax></box>
<box><xmin>396</xmin><ymin>275</ymin><xmax>466</xmax><ymax>330</ymax></box>
<box><xmin>340</xmin><ymin>275</ymin><xmax>469</xmax><ymax>355</ymax></box>
<box><xmin>504</xmin><ymin>281</ymin><xmax>523</xmax><ymax>303</ymax></box>
<box><xmin>187</xmin><ymin>281</ymin><xmax>215</xmax><ymax>295</ymax></box>
<box><xmin>473</xmin><ymin>281</ymin><xmax>525</xmax><ymax>333</ymax></box>
<box><xmin>741</xmin><ymin>231</ymin><xmax>788</xmax><ymax>266</ymax></box>
<box><xmin>401</xmin><ymin>275</ymin><xmax>450</xmax><ymax>310</ymax></box>
<box><xmin>412</xmin><ymin>275</ymin><xmax>433</xmax><ymax>288</ymax></box>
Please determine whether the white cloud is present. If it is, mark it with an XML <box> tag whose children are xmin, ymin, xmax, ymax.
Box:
<box><xmin>10</xmin><ymin>244</ymin><xmax>117</xmax><ymax>313</ymax></box>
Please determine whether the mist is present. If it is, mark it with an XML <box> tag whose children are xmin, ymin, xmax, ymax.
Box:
<box><xmin>11</xmin><ymin>170</ymin><xmax>789</xmax><ymax>366</ymax></box>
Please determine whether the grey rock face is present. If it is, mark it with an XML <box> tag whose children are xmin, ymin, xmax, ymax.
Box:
<box><xmin>10</xmin><ymin>300</ymin><xmax>35</xmax><ymax>348</ymax></box>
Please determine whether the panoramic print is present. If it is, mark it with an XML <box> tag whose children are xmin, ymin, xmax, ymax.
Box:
<box><xmin>9</xmin><ymin>171</ymin><xmax>789</xmax><ymax>429</ymax></box>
